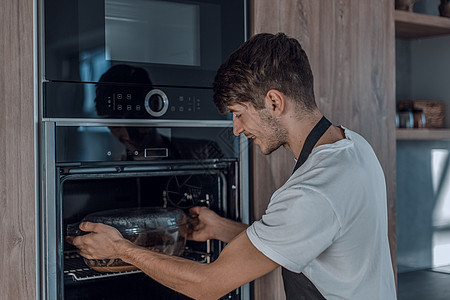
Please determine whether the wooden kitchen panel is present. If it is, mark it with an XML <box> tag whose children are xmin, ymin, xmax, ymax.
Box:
<box><xmin>0</xmin><ymin>0</ymin><xmax>36</xmax><ymax>299</ymax></box>
<box><xmin>250</xmin><ymin>0</ymin><xmax>396</xmax><ymax>298</ymax></box>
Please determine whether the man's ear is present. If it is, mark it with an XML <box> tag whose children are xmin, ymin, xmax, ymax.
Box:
<box><xmin>265</xmin><ymin>89</ymin><xmax>285</xmax><ymax>116</ymax></box>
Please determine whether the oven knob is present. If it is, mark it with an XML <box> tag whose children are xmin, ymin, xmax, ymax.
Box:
<box><xmin>144</xmin><ymin>89</ymin><xmax>169</xmax><ymax>117</ymax></box>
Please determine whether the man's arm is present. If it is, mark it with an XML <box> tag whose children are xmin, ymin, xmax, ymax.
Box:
<box><xmin>72</xmin><ymin>222</ymin><xmax>279</xmax><ymax>300</ymax></box>
<box><xmin>188</xmin><ymin>206</ymin><xmax>249</xmax><ymax>243</ymax></box>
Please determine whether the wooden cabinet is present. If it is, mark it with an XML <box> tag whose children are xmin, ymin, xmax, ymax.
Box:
<box><xmin>0</xmin><ymin>0</ymin><xmax>36</xmax><ymax>299</ymax></box>
<box><xmin>249</xmin><ymin>1</ymin><xmax>395</xmax><ymax>298</ymax></box>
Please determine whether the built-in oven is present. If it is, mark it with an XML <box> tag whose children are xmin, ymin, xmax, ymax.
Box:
<box><xmin>41</xmin><ymin>119</ymin><xmax>249</xmax><ymax>299</ymax></box>
<box><xmin>38</xmin><ymin>0</ymin><xmax>248</xmax><ymax>299</ymax></box>
<box><xmin>44</xmin><ymin>0</ymin><xmax>246</xmax><ymax>88</ymax></box>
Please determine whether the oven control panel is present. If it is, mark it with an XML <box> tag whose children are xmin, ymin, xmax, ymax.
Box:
<box><xmin>107</xmin><ymin>89</ymin><xmax>203</xmax><ymax>117</ymax></box>
<box><xmin>44</xmin><ymin>81</ymin><xmax>228</xmax><ymax>120</ymax></box>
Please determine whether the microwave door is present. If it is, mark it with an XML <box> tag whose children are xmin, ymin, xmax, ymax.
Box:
<box><xmin>44</xmin><ymin>0</ymin><xmax>245</xmax><ymax>87</ymax></box>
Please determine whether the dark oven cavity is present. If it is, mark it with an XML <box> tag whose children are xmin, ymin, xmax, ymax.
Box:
<box><xmin>60</xmin><ymin>161</ymin><xmax>240</xmax><ymax>299</ymax></box>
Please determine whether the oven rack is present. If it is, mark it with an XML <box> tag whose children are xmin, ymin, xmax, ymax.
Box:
<box><xmin>64</xmin><ymin>249</ymin><xmax>210</xmax><ymax>282</ymax></box>
<box><xmin>64</xmin><ymin>252</ymin><xmax>141</xmax><ymax>281</ymax></box>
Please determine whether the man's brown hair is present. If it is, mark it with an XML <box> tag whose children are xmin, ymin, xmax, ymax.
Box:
<box><xmin>213</xmin><ymin>32</ymin><xmax>316</xmax><ymax>114</ymax></box>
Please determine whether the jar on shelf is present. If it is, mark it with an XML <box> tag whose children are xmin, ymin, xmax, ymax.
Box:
<box><xmin>397</xmin><ymin>108</ymin><xmax>414</xmax><ymax>128</ymax></box>
<box><xmin>413</xmin><ymin>108</ymin><xmax>426</xmax><ymax>128</ymax></box>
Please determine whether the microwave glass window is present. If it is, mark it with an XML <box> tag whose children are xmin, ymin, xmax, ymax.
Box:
<box><xmin>44</xmin><ymin>0</ymin><xmax>243</xmax><ymax>86</ymax></box>
<box><xmin>105</xmin><ymin>0</ymin><xmax>219</xmax><ymax>68</ymax></box>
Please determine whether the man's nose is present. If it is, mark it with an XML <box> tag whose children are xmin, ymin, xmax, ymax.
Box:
<box><xmin>233</xmin><ymin>116</ymin><xmax>244</xmax><ymax>136</ymax></box>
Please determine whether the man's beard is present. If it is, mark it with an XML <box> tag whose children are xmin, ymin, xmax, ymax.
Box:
<box><xmin>257</xmin><ymin>109</ymin><xmax>288</xmax><ymax>155</ymax></box>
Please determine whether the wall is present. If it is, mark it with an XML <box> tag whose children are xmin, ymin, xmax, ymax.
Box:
<box><xmin>0</xmin><ymin>0</ymin><xmax>37</xmax><ymax>299</ymax></box>
<box><xmin>250</xmin><ymin>0</ymin><xmax>395</xmax><ymax>298</ymax></box>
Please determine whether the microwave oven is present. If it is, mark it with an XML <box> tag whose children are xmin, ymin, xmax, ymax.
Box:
<box><xmin>44</xmin><ymin>0</ymin><xmax>246</xmax><ymax>88</ymax></box>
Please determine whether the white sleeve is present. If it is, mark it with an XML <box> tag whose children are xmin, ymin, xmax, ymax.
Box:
<box><xmin>246</xmin><ymin>186</ymin><xmax>341</xmax><ymax>272</ymax></box>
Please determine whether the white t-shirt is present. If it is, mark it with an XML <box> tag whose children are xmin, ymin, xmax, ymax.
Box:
<box><xmin>247</xmin><ymin>127</ymin><xmax>396</xmax><ymax>300</ymax></box>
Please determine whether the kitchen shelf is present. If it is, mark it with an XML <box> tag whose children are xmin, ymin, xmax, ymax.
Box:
<box><xmin>396</xmin><ymin>128</ymin><xmax>450</xmax><ymax>140</ymax></box>
<box><xmin>395</xmin><ymin>10</ymin><xmax>450</xmax><ymax>38</ymax></box>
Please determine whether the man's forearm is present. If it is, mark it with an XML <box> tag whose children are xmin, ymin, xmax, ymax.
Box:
<box><xmin>119</xmin><ymin>242</ymin><xmax>223</xmax><ymax>299</ymax></box>
<box><xmin>213</xmin><ymin>217</ymin><xmax>249</xmax><ymax>243</ymax></box>
<box><xmin>117</xmin><ymin>230</ymin><xmax>278</xmax><ymax>300</ymax></box>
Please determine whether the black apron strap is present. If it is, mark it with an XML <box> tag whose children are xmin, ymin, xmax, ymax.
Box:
<box><xmin>292</xmin><ymin>116</ymin><xmax>332</xmax><ymax>174</ymax></box>
<box><xmin>282</xmin><ymin>116</ymin><xmax>331</xmax><ymax>300</ymax></box>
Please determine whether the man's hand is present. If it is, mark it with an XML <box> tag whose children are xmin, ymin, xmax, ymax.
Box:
<box><xmin>67</xmin><ymin>222</ymin><xmax>134</xmax><ymax>260</ymax></box>
<box><xmin>188</xmin><ymin>206</ymin><xmax>249</xmax><ymax>243</ymax></box>
<box><xmin>188</xmin><ymin>206</ymin><xmax>221</xmax><ymax>241</ymax></box>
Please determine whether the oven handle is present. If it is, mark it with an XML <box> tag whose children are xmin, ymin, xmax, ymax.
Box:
<box><xmin>144</xmin><ymin>148</ymin><xmax>168</xmax><ymax>158</ymax></box>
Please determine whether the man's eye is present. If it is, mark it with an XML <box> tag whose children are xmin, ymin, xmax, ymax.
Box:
<box><xmin>234</xmin><ymin>113</ymin><xmax>242</xmax><ymax>119</ymax></box>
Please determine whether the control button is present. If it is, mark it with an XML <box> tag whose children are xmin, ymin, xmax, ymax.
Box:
<box><xmin>127</xmin><ymin>94</ymin><xmax>132</xmax><ymax>100</ymax></box>
<box><xmin>117</xmin><ymin>94</ymin><xmax>122</xmax><ymax>100</ymax></box>
<box><xmin>127</xmin><ymin>105</ymin><xmax>132</xmax><ymax>111</ymax></box>
<box><xmin>144</xmin><ymin>89</ymin><xmax>169</xmax><ymax>117</ymax></box>
<box><xmin>136</xmin><ymin>105</ymin><xmax>141</xmax><ymax>111</ymax></box>
<box><xmin>117</xmin><ymin>105</ymin><xmax>122</xmax><ymax>110</ymax></box>
<box><xmin>179</xmin><ymin>106</ymin><xmax>184</xmax><ymax>112</ymax></box>
<box><xmin>171</xmin><ymin>106</ymin><xmax>176</xmax><ymax>112</ymax></box>
<box><xmin>150</xmin><ymin>95</ymin><xmax>164</xmax><ymax>111</ymax></box>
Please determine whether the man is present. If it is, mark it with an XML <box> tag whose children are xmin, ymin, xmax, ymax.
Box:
<box><xmin>71</xmin><ymin>33</ymin><xmax>397</xmax><ymax>299</ymax></box>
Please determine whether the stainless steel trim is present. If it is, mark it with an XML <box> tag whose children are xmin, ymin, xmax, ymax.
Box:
<box><xmin>34</xmin><ymin>0</ymin><xmax>41</xmax><ymax>298</ymax></box>
<box><xmin>243</xmin><ymin>0</ymin><xmax>248</xmax><ymax>41</ymax></box>
<box><xmin>37</xmin><ymin>0</ymin><xmax>47</xmax><ymax>297</ymax></box>
<box><xmin>240</xmin><ymin>134</ymin><xmax>250</xmax><ymax>300</ymax></box>
<box><xmin>42</xmin><ymin>118</ymin><xmax>233</xmax><ymax>127</ymax></box>
<box><xmin>61</xmin><ymin>169</ymin><xmax>220</xmax><ymax>179</ymax></box>
<box><xmin>240</xmin><ymin>135</ymin><xmax>250</xmax><ymax>225</ymax></box>
<box><xmin>42</xmin><ymin>122</ymin><xmax>58</xmax><ymax>299</ymax></box>
<box><xmin>241</xmin><ymin>2</ymin><xmax>250</xmax><ymax>298</ymax></box>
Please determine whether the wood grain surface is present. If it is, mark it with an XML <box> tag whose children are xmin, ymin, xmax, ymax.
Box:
<box><xmin>249</xmin><ymin>0</ymin><xmax>396</xmax><ymax>298</ymax></box>
<box><xmin>0</xmin><ymin>0</ymin><xmax>36</xmax><ymax>299</ymax></box>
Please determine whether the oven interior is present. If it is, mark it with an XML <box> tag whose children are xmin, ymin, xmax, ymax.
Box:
<box><xmin>59</xmin><ymin>161</ymin><xmax>240</xmax><ymax>299</ymax></box>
